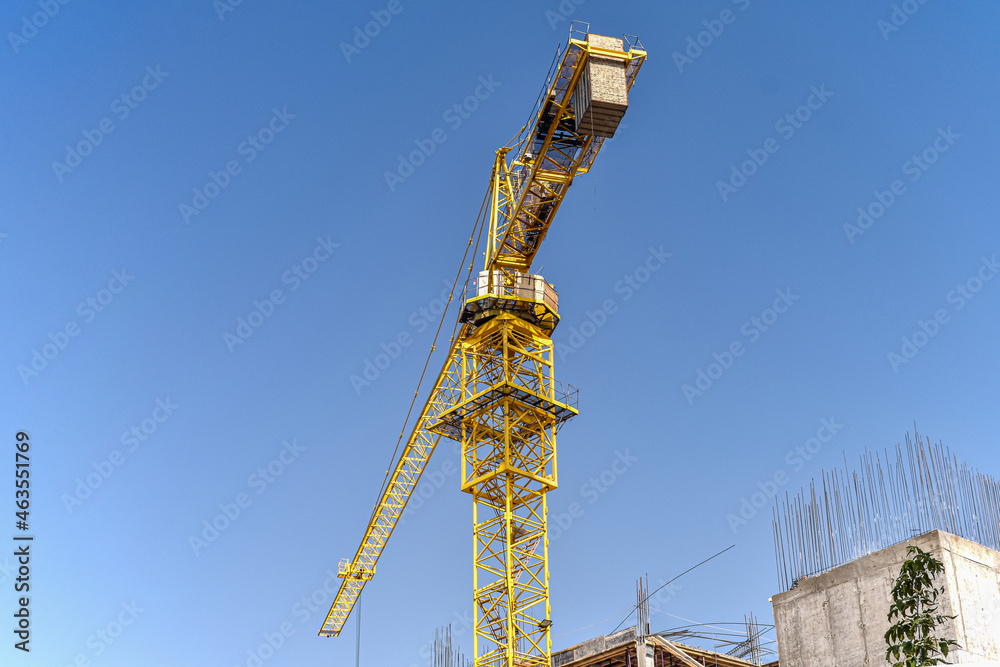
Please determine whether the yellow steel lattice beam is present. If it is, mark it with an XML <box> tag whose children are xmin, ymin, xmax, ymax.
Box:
<box><xmin>448</xmin><ymin>313</ymin><xmax>575</xmax><ymax>667</ymax></box>
<box><xmin>318</xmin><ymin>340</ymin><xmax>464</xmax><ymax>637</ymax></box>
<box><xmin>487</xmin><ymin>36</ymin><xmax>646</xmax><ymax>274</ymax></box>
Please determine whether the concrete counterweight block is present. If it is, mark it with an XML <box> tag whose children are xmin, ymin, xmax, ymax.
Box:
<box><xmin>573</xmin><ymin>34</ymin><xmax>628</xmax><ymax>138</ymax></box>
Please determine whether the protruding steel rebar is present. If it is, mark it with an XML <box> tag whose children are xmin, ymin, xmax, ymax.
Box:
<box><xmin>773</xmin><ymin>431</ymin><xmax>1000</xmax><ymax>591</ymax></box>
<box><xmin>433</xmin><ymin>625</ymin><xmax>469</xmax><ymax>667</ymax></box>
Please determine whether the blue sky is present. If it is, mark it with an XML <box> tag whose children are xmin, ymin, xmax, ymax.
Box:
<box><xmin>3</xmin><ymin>0</ymin><xmax>999</xmax><ymax>665</ymax></box>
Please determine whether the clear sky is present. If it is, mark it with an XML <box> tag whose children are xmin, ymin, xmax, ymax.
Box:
<box><xmin>3</xmin><ymin>1</ymin><xmax>999</xmax><ymax>665</ymax></box>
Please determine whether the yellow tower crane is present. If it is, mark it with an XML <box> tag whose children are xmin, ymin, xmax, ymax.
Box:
<box><xmin>319</xmin><ymin>23</ymin><xmax>646</xmax><ymax>667</ymax></box>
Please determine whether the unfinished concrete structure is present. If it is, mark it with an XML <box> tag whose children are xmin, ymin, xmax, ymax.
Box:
<box><xmin>553</xmin><ymin>627</ymin><xmax>778</xmax><ymax>667</ymax></box>
<box><xmin>770</xmin><ymin>434</ymin><xmax>1000</xmax><ymax>664</ymax></box>
<box><xmin>772</xmin><ymin>529</ymin><xmax>1000</xmax><ymax>666</ymax></box>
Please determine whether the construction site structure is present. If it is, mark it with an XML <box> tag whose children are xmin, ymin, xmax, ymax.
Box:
<box><xmin>772</xmin><ymin>431</ymin><xmax>1000</xmax><ymax>592</ymax></box>
<box><xmin>772</xmin><ymin>529</ymin><xmax>1000</xmax><ymax>665</ymax></box>
<box><xmin>319</xmin><ymin>22</ymin><xmax>647</xmax><ymax>667</ymax></box>
<box><xmin>433</xmin><ymin>625</ymin><xmax>471</xmax><ymax>667</ymax></box>
<box><xmin>552</xmin><ymin>627</ymin><xmax>777</xmax><ymax>667</ymax></box>
<box><xmin>771</xmin><ymin>433</ymin><xmax>1000</xmax><ymax>665</ymax></box>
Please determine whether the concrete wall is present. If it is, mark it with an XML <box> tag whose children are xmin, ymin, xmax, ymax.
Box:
<box><xmin>772</xmin><ymin>530</ymin><xmax>1000</xmax><ymax>666</ymax></box>
<box><xmin>552</xmin><ymin>628</ymin><xmax>635</xmax><ymax>667</ymax></box>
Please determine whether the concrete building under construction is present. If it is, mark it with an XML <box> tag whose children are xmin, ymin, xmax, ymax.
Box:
<box><xmin>553</xmin><ymin>627</ymin><xmax>777</xmax><ymax>667</ymax></box>
<box><xmin>553</xmin><ymin>434</ymin><xmax>1000</xmax><ymax>667</ymax></box>
<box><xmin>772</xmin><ymin>529</ymin><xmax>1000</xmax><ymax>665</ymax></box>
<box><xmin>767</xmin><ymin>433</ymin><xmax>1000</xmax><ymax>665</ymax></box>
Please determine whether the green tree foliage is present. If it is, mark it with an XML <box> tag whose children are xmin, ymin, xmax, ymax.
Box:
<box><xmin>885</xmin><ymin>545</ymin><xmax>961</xmax><ymax>666</ymax></box>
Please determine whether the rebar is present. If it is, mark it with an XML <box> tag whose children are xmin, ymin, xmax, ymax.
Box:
<box><xmin>636</xmin><ymin>575</ymin><xmax>650</xmax><ymax>640</ymax></box>
<box><xmin>432</xmin><ymin>625</ymin><xmax>469</xmax><ymax>667</ymax></box>
<box><xmin>773</xmin><ymin>429</ymin><xmax>1000</xmax><ymax>591</ymax></box>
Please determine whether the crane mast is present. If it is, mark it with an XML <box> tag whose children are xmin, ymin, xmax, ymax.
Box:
<box><xmin>320</xmin><ymin>23</ymin><xmax>645</xmax><ymax>667</ymax></box>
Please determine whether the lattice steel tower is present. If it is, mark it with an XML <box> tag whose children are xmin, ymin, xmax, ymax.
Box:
<box><xmin>319</xmin><ymin>23</ymin><xmax>646</xmax><ymax>667</ymax></box>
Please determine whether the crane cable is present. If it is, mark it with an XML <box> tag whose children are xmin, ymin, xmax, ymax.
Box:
<box><xmin>609</xmin><ymin>544</ymin><xmax>736</xmax><ymax>634</ymax></box>
<box><xmin>553</xmin><ymin>607</ymin><xmax>635</xmax><ymax>638</ymax></box>
<box><xmin>365</xmin><ymin>173</ymin><xmax>494</xmax><ymax>527</ymax></box>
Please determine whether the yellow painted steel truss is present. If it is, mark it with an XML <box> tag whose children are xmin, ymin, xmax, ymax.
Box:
<box><xmin>319</xmin><ymin>24</ymin><xmax>645</xmax><ymax>667</ymax></box>
<box><xmin>431</xmin><ymin>313</ymin><xmax>577</xmax><ymax>667</ymax></box>
<box><xmin>487</xmin><ymin>31</ymin><xmax>646</xmax><ymax>275</ymax></box>
<box><xmin>318</xmin><ymin>344</ymin><xmax>464</xmax><ymax>637</ymax></box>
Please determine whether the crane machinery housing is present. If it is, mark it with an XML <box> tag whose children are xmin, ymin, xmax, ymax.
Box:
<box><xmin>319</xmin><ymin>22</ymin><xmax>646</xmax><ymax>667</ymax></box>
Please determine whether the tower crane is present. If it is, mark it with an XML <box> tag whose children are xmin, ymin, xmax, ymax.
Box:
<box><xmin>319</xmin><ymin>23</ymin><xmax>646</xmax><ymax>667</ymax></box>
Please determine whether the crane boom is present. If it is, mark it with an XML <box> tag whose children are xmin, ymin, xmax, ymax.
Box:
<box><xmin>488</xmin><ymin>29</ymin><xmax>646</xmax><ymax>273</ymax></box>
<box><xmin>318</xmin><ymin>25</ymin><xmax>646</xmax><ymax>656</ymax></box>
<box><xmin>318</xmin><ymin>339</ymin><xmax>464</xmax><ymax>637</ymax></box>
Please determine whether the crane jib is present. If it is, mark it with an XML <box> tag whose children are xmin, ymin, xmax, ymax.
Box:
<box><xmin>489</xmin><ymin>34</ymin><xmax>645</xmax><ymax>273</ymax></box>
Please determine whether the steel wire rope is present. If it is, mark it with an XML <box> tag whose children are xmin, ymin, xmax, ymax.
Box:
<box><xmin>364</xmin><ymin>174</ymin><xmax>493</xmax><ymax>529</ymax></box>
